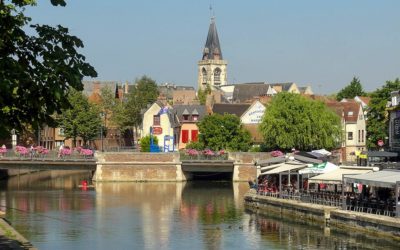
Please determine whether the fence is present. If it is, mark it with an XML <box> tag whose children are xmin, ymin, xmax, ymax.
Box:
<box><xmin>0</xmin><ymin>149</ymin><xmax>95</xmax><ymax>161</ymax></box>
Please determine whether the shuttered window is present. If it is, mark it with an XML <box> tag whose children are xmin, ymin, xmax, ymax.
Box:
<box><xmin>191</xmin><ymin>130</ymin><xmax>198</xmax><ymax>142</ymax></box>
<box><xmin>182</xmin><ymin>130</ymin><xmax>189</xmax><ymax>143</ymax></box>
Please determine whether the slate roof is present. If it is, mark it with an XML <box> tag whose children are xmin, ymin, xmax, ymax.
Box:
<box><xmin>232</xmin><ymin>83</ymin><xmax>269</xmax><ymax>103</ymax></box>
<box><xmin>202</xmin><ymin>17</ymin><xmax>223</xmax><ymax>60</ymax></box>
<box><xmin>82</xmin><ymin>80</ymin><xmax>119</xmax><ymax>96</ymax></box>
<box><xmin>172</xmin><ymin>105</ymin><xmax>207</xmax><ymax>123</ymax></box>
<box><xmin>212</xmin><ymin>103</ymin><xmax>251</xmax><ymax>117</ymax></box>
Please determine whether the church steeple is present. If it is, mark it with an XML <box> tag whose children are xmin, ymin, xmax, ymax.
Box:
<box><xmin>198</xmin><ymin>17</ymin><xmax>228</xmax><ymax>91</ymax></box>
<box><xmin>202</xmin><ymin>17</ymin><xmax>223</xmax><ymax>60</ymax></box>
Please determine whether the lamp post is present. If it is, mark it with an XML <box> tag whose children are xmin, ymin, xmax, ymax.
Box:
<box><xmin>100</xmin><ymin>112</ymin><xmax>105</xmax><ymax>152</ymax></box>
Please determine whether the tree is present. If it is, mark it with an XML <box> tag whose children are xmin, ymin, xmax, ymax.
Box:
<box><xmin>366</xmin><ymin>78</ymin><xmax>400</xmax><ymax>149</ymax></box>
<box><xmin>120</xmin><ymin>76</ymin><xmax>159</xmax><ymax>136</ymax></box>
<box><xmin>0</xmin><ymin>0</ymin><xmax>97</xmax><ymax>138</ymax></box>
<box><xmin>197</xmin><ymin>84</ymin><xmax>211</xmax><ymax>105</ymax></box>
<box><xmin>58</xmin><ymin>89</ymin><xmax>101</xmax><ymax>146</ymax></box>
<box><xmin>197</xmin><ymin>113</ymin><xmax>252</xmax><ymax>151</ymax></box>
<box><xmin>336</xmin><ymin>77</ymin><xmax>366</xmax><ymax>101</ymax></box>
<box><xmin>259</xmin><ymin>92</ymin><xmax>341</xmax><ymax>151</ymax></box>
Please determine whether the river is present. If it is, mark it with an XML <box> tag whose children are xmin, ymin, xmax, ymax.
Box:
<box><xmin>0</xmin><ymin>170</ymin><xmax>398</xmax><ymax>250</ymax></box>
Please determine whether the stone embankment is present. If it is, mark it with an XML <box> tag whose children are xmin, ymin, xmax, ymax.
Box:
<box><xmin>244</xmin><ymin>191</ymin><xmax>400</xmax><ymax>241</ymax></box>
<box><xmin>0</xmin><ymin>211</ymin><xmax>36</xmax><ymax>250</ymax></box>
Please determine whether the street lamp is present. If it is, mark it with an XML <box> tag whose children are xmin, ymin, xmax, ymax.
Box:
<box><xmin>100</xmin><ymin>112</ymin><xmax>105</xmax><ymax>152</ymax></box>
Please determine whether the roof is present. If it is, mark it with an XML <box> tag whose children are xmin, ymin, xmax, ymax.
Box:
<box><xmin>308</xmin><ymin>166</ymin><xmax>375</xmax><ymax>184</ymax></box>
<box><xmin>343</xmin><ymin>169</ymin><xmax>400</xmax><ymax>188</ymax></box>
<box><xmin>269</xmin><ymin>82</ymin><xmax>295</xmax><ymax>92</ymax></box>
<box><xmin>232</xmin><ymin>83</ymin><xmax>270</xmax><ymax>103</ymax></box>
<box><xmin>299</xmin><ymin>162</ymin><xmax>339</xmax><ymax>175</ymax></box>
<box><xmin>82</xmin><ymin>80</ymin><xmax>119</xmax><ymax>97</ymax></box>
<box><xmin>212</xmin><ymin>103</ymin><xmax>251</xmax><ymax>117</ymax></box>
<box><xmin>260</xmin><ymin>161</ymin><xmax>309</xmax><ymax>175</ymax></box>
<box><xmin>172</xmin><ymin>105</ymin><xmax>207</xmax><ymax>122</ymax></box>
<box><xmin>202</xmin><ymin>17</ymin><xmax>223</xmax><ymax>60</ymax></box>
<box><xmin>326</xmin><ymin>101</ymin><xmax>361</xmax><ymax>123</ymax></box>
<box><xmin>158</xmin><ymin>84</ymin><xmax>195</xmax><ymax>99</ymax></box>
<box><xmin>293</xmin><ymin>154</ymin><xmax>324</xmax><ymax>164</ymax></box>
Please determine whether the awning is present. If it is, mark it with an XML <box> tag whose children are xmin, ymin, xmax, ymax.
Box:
<box><xmin>344</xmin><ymin>169</ymin><xmax>400</xmax><ymax>188</ymax></box>
<box><xmin>299</xmin><ymin>162</ymin><xmax>338</xmax><ymax>174</ymax></box>
<box><xmin>260</xmin><ymin>161</ymin><xmax>309</xmax><ymax>175</ymax></box>
<box><xmin>308</xmin><ymin>166</ymin><xmax>375</xmax><ymax>185</ymax></box>
<box><xmin>312</xmin><ymin>149</ymin><xmax>332</xmax><ymax>156</ymax></box>
<box><xmin>362</xmin><ymin>151</ymin><xmax>398</xmax><ymax>158</ymax></box>
<box><xmin>257</xmin><ymin>156</ymin><xmax>286</xmax><ymax>166</ymax></box>
<box><xmin>293</xmin><ymin>154</ymin><xmax>323</xmax><ymax>164</ymax></box>
<box><xmin>260</xmin><ymin>163</ymin><xmax>282</xmax><ymax>172</ymax></box>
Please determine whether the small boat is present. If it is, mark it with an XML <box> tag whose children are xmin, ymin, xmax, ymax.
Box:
<box><xmin>78</xmin><ymin>184</ymin><xmax>95</xmax><ymax>188</ymax></box>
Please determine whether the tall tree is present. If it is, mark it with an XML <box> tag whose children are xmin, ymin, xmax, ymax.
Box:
<box><xmin>58</xmin><ymin>89</ymin><xmax>101</xmax><ymax>146</ymax></box>
<box><xmin>0</xmin><ymin>0</ymin><xmax>97</xmax><ymax>138</ymax></box>
<box><xmin>197</xmin><ymin>84</ymin><xmax>211</xmax><ymax>105</ymax></box>
<box><xmin>259</xmin><ymin>92</ymin><xmax>341</xmax><ymax>151</ymax></box>
<box><xmin>366</xmin><ymin>78</ymin><xmax>400</xmax><ymax>149</ymax></box>
<box><xmin>197</xmin><ymin>113</ymin><xmax>252</xmax><ymax>151</ymax></box>
<box><xmin>124</xmin><ymin>76</ymin><xmax>159</xmax><ymax>132</ymax></box>
<box><xmin>336</xmin><ymin>77</ymin><xmax>366</xmax><ymax>101</ymax></box>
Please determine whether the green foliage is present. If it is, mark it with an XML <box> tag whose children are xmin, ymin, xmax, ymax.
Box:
<box><xmin>99</xmin><ymin>86</ymin><xmax>118</xmax><ymax>126</ymax></box>
<box><xmin>366</xmin><ymin>78</ymin><xmax>400</xmax><ymax>149</ymax></box>
<box><xmin>139</xmin><ymin>134</ymin><xmax>159</xmax><ymax>152</ymax></box>
<box><xmin>185</xmin><ymin>141</ymin><xmax>204</xmax><ymax>150</ymax></box>
<box><xmin>197</xmin><ymin>84</ymin><xmax>211</xmax><ymax>105</ymax></box>
<box><xmin>248</xmin><ymin>145</ymin><xmax>261</xmax><ymax>152</ymax></box>
<box><xmin>122</xmin><ymin>76</ymin><xmax>159</xmax><ymax>129</ymax></box>
<box><xmin>198</xmin><ymin>113</ymin><xmax>252</xmax><ymax>151</ymax></box>
<box><xmin>58</xmin><ymin>89</ymin><xmax>101</xmax><ymax>146</ymax></box>
<box><xmin>336</xmin><ymin>77</ymin><xmax>366</xmax><ymax>101</ymax></box>
<box><xmin>259</xmin><ymin>92</ymin><xmax>341</xmax><ymax>151</ymax></box>
<box><xmin>0</xmin><ymin>1</ymin><xmax>97</xmax><ymax>138</ymax></box>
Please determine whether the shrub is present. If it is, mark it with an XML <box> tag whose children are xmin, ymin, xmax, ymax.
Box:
<box><xmin>140</xmin><ymin>135</ymin><xmax>159</xmax><ymax>152</ymax></box>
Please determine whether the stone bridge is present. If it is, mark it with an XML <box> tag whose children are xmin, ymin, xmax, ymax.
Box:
<box><xmin>0</xmin><ymin>152</ymin><xmax>272</xmax><ymax>182</ymax></box>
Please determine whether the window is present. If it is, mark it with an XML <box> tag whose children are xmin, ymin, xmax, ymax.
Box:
<box><xmin>153</xmin><ymin>115</ymin><xmax>160</xmax><ymax>126</ymax></box>
<box><xmin>182</xmin><ymin>130</ymin><xmax>189</xmax><ymax>143</ymax></box>
<box><xmin>192</xmin><ymin>115</ymin><xmax>199</xmax><ymax>121</ymax></box>
<box><xmin>58</xmin><ymin>128</ymin><xmax>65</xmax><ymax>136</ymax></box>
<box><xmin>358</xmin><ymin>130</ymin><xmax>361</xmax><ymax>143</ymax></box>
<box><xmin>362</xmin><ymin>130</ymin><xmax>364</xmax><ymax>142</ymax></box>
<box><xmin>202</xmin><ymin>68</ymin><xmax>207</xmax><ymax>84</ymax></box>
<box><xmin>183</xmin><ymin>115</ymin><xmax>189</xmax><ymax>121</ymax></box>
<box><xmin>348</xmin><ymin>111</ymin><xmax>353</xmax><ymax>116</ymax></box>
<box><xmin>191</xmin><ymin>130</ymin><xmax>198</xmax><ymax>142</ymax></box>
<box><xmin>348</xmin><ymin>132</ymin><xmax>353</xmax><ymax>140</ymax></box>
<box><xmin>214</xmin><ymin>68</ymin><xmax>221</xmax><ymax>84</ymax></box>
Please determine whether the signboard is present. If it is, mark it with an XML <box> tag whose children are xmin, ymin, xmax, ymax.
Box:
<box><xmin>377</xmin><ymin>139</ymin><xmax>384</xmax><ymax>147</ymax></box>
<box><xmin>394</xmin><ymin>117</ymin><xmax>400</xmax><ymax>139</ymax></box>
<box><xmin>152</xmin><ymin>127</ymin><xmax>163</xmax><ymax>135</ymax></box>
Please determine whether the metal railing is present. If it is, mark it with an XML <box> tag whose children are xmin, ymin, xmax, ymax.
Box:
<box><xmin>0</xmin><ymin>150</ymin><xmax>95</xmax><ymax>161</ymax></box>
<box><xmin>180</xmin><ymin>152</ymin><xmax>229</xmax><ymax>161</ymax></box>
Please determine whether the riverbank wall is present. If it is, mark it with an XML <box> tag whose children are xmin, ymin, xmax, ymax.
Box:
<box><xmin>244</xmin><ymin>191</ymin><xmax>400</xmax><ymax>241</ymax></box>
<box><xmin>93</xmin><ymin>152</ymin><xmax>270</xmax><ymax>182</ymax></box>
<box><xmin>0</xmin><ymin>212</ymin><xmax>36</xmax><ymax>250</ymax></box>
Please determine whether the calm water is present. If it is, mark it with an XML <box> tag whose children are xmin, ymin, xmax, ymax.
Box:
<box><xmin>0</xmin><ymin>171</ymin><xmax>398</xmax><ymax>250</ymax></box>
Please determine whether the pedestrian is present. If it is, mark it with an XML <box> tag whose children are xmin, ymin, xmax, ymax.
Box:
<box><xmin>58</xmin><ymin>144</ymin><xmax>64</xmax><ymax>158</ymax></box>
<box><xmin>30</xmin><ymin>145</ymin><xmax>34</xmax><ymax>159</ymax></box>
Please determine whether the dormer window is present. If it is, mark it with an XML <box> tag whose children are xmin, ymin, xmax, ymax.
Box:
<box><xmin>153</xmin><ymin>115</ymin><xmax>160</xmax><ymax>126</ymax></box>
<box><xmin>348</xmin><ymin>111</ymin><xmax>353</xmax><ymax>116</ymax></box>
<box><xmin>183</xmin><ymin>115</ymin><xmax>189</xmax><ymax>121</ymax></box>
<box><xmin>192</xmin><ymin>115</ymin><xmax>199</xmax><ymax>121</ymax></box>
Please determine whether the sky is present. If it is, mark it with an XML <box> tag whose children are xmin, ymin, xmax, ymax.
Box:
<box><xmin>25</xmin><ymin>0</ymin><xmax>400</xmax><ymax>95</ymax></box>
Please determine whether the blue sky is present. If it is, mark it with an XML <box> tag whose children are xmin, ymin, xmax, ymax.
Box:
<box><xmin>26</xmin><ymin>0</ymin><xmax>400</xmax><ymax>94</ymax></box>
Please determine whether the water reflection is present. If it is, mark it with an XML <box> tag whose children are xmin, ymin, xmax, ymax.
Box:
<box><xmin>0</xmin><ymin>171</ymin><xmax>398</xmax><ymax>250</ymax></box>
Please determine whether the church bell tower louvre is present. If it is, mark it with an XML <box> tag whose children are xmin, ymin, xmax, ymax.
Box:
<box><xmin>197</xmin><ymin>16</ymin><xmax>228</xmax><ymax>91</ymax></box>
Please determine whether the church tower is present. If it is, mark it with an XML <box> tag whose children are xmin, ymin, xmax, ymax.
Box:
<box><xmin>198</xmin><ymin>17</ymin><xmax>227</xmax><ymax>90</ymax></box>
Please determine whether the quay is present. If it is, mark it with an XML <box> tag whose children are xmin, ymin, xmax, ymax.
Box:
<box><xmin>0</xmin><ymin>211</ymin><xmax>36</xmax><ymax>250</ymax></box>
<box><xmin>244</xmin><ymin>191</ymin><xmax>400</xmax><ymax>241</ymax></box>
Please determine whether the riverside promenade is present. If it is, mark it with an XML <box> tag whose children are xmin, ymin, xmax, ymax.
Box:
<box><xmin>244</xmin><ymin>190</ymin><xmax>400</xmax><ymax>241</ymax></box>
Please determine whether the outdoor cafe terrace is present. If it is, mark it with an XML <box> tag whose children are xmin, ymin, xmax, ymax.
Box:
<box><xmin>255</xmin><ymin>161</ymin><xmax>400</xmax><ymax>218</ymax></box>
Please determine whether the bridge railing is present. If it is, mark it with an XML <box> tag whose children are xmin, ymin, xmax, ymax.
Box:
<box><xmin>0</xmin><ymin>150</ymin><xmax>95</xmax><ymax>161</ymax></box>
<box><xmin>179</xmin><ymin>152</ymin><xmax>228</xmax><ymax>161</ymax></box>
